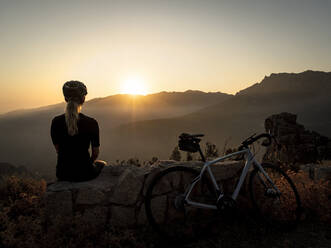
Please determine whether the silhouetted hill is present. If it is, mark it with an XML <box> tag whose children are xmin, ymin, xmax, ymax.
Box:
<box><xmin>0</xmin><ymin>91</ymin><xmax>231</xmax><ymax>177</ymax></box>
<box><xmin>237</xmin><ymin>70</ymin><xmax>331</xmax><ymax>97</ymax></box>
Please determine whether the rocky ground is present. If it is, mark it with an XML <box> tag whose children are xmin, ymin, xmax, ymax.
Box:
<box><xmin>138</xmin><ymin>219</ymin><xmax>331</xmax><ymax>248</ymax></box>
<box><xmin>189</xmin><ymin>222</ymin><xmax>330</xmax><ymax>248</ymax></box>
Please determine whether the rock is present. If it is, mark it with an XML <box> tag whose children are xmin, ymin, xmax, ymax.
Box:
<box><xmin>136</xmin><ymin>203</ymin><xmax>148</xmax><ymax>226</ymax></box>
<box><xmin>142</xmin><ymin>167</ymin><xmax>162</xmax><ymax>196</ymax></box>
<box><xmin>314</xmin><ymin>166</ymin><xmax>331</xmax><ymax>181</ymax></box>
<box><xmin>76</xmin><ymin>189</ymin><xmax>105</xmax><ymax>205</ymax></box>
<box><xmin>82</xmin><ymin>206</ymin><xmax>109</xmax><ymax>228</ymax></box>
<box><xmin>47</xmin><ymin>181</ymin><xmax>75</xmax><ymax>192</ymax></box>
<box><xmin>264</xmin><ymin>112</ymin><xmax>331</xmax><ymax>165</ymax></box>
<box><xmin>72</xmin><ymin>165</ymin><xmax>121</xmax><ymax>191</ymax></box>
<box><xmin>155</xmin><ymin>160</ymin><xmax>178</xmax><ymax>167</ymax></box>
<box><xmin>45</xmin><ymin>190</ymin><xmax>73</xmax><ymax>218</ymax></box>
<box><xmin>47</xmin><ymin>166</ymin><xmax>119</xmax><ymax>193</ymax></box>
<box><xmin>299</xmin><ymin>164</ymin><xmax>315</xmax><ymax>180</ymax></box>
<box><xmin>210</xmin><ymin>160</ymin><xmax>243</xmax><ymax>180</ymax></box>
<box><xmin>145</xmin><ymin>195</ymin><xmax>167</xmax><ymax>224</ymax></box>
<box><xmin>108</xmin><ymin>168</ymin><xmax>143</xmax><ymax>205</ymax></box>
<box><xmin>111</xmin><ymin>205</ymin><xmax>136</xmax><ymax>227</ymax></box>
<box><xmin>298</xmin><ymin>161</ymin><xmax>331</xmax><ymax>181</ymax></box>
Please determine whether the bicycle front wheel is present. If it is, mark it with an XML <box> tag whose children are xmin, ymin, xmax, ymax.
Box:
<box><xmin>249</xmin><ymin>163</ymin><xmax>302</xmax><ymax>228</ymax></box>
<box><xmin>145</xmin><ymin>166</ymin><xmax>217</xmax><ymax>241</ymax></box>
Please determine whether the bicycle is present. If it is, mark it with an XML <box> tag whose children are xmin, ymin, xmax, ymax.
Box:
<box><xmin>145</xmin><ymin>132</ymin><xmax>302</xmax><ymax>241</ymax></box>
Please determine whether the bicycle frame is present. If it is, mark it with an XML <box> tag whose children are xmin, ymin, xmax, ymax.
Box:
<box><xmin>184</xmin><ymin>148</ymin><xmax>281</xmax><ymax>210</ymax></box>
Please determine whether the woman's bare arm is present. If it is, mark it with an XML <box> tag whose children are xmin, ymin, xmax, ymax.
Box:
<box><xmin>91</xmin><ymin>147</ymin><xmax>99</xmax><ymax>162</ymax></box>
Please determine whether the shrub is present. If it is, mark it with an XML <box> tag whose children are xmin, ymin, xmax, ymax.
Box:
<box><xmin>250</xmin><ymin>168</ymin><xmax>331</xmax><ymax>223</ymax></box>
<box><xmin>126</xmin><ymin>158</ymin><xmax>141</xmax><ymax>167</ymax></box>
<box><xmin>0</xmin><ymin>176</ymin><xmax>46</xmax><ymax>204</ymax></box>
<box><xmin>204</xmin><ymin>142</ymin><xmax>218</xmax><ymax>160</ymax></box>
<box><xmin>288</xmin><ymin>170</ymin><xmax>331</xmax><ymax>222</ymax></box>
<box><xmin>186</xmin><ymin>152</ymin><xmax>193</xmax><ymax>161</ymax></box>
<box><xmin>0</xmin><ymin>176</ymin><xmax>46</xmax><ymax>248</ymax></box>
<box><xmin>169</xmin><ymin>146</ymin><xmax>181</xmax><ymax>161</ymax></box>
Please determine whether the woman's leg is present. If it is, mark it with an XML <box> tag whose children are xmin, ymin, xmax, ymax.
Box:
<box><xmin>72</xmin><ymin>160</ymin><xmax>107</xmax><ymax>182</ymax></box>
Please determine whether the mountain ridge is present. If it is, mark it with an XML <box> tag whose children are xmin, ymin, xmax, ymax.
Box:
<box><xmin>236</xmin><ymin>70</ymin><xmax>331</xmax><ymax>96</ymax></box>
<box><xmin>0</xmin><ymin>90</ymin><xmax>232</xmax><ymax>118</ymax></box>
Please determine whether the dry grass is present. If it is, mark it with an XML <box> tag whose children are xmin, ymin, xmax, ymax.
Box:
<box><xmin>287</xmin><ymin>170</ymin><xmax>331</xmax><ymax>222</ymax></box>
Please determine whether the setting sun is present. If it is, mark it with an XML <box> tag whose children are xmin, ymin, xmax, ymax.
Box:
<box><xmin>120</xmin><ymin>76</ymin><xmax>148</xmax><ymax>95</ymax></box>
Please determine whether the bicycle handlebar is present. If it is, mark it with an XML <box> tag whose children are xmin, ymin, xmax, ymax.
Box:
<box><xmin>241</xmin><ymin>133</ymin><xmax>272</xmax><ymax>148</ymax></box>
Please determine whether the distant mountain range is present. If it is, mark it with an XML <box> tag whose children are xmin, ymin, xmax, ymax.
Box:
<box><xmin>0</xmin><ymin>90</ymin><xmax>230</xmax><ymax>177</ymax></box>
<box><xmin>0</xmin><ymin>70</ymin><xmax>330</xmax><ymax>179</ymax></box>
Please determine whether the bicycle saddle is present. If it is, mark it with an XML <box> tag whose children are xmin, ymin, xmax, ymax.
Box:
<box><xmin>178</xmin><ymin>133</ymin><xmax>204</xmax><ymax>153</ymax></box>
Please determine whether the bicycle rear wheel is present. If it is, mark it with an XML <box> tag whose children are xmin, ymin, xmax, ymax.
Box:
<box><xmin>145</xmin><ymin>166</ymin><xmax>217</xmax><ymax>242</ymax></box>
<box><xmin>249</xmin><ymin>163</ymin><xmax>302</xmax><ymax>229</ymax></box>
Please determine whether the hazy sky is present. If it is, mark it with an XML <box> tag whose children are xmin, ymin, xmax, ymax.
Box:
<box><xmin>0</xmin><ymin>0</ymin><xmax>330</xmax><ymax>113</ymax></box>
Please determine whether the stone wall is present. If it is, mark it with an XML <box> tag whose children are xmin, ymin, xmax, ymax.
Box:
<box><xmin>45</xmin><ymin>160</ymin><xmax>244</xmax><ymax>228</ymax></box>
<box><xmin>263</xmin><ymin>112</ymin><xmax>331</xmax><ymax>165</ymax></box>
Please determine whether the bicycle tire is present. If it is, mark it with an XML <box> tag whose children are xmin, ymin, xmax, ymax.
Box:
<box><xmin>145</xmin><ymin>166</ymin><xmax>218</xmax><ymax>242</ymax></box>
<box><xmin>249</xmin><ymin>163</ymin><xmax>302</xmax><ymax>229</ymax></box>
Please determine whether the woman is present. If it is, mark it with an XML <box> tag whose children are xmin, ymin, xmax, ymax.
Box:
<box><xmin>51</xmin><ymin>81</ymin><xmax>106</xmax><ymax>182</ymax></box>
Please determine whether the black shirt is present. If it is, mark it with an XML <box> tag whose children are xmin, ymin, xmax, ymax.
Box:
<box><xmin>50</xmin><ymin>113</ymin><xmax>100</xmax><ymax>181</ymax></box>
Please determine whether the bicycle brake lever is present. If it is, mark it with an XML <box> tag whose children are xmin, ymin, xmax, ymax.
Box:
<box><xmin>248</xmin><ymin>132</ymin><xmax>257</xmax><ymax>140</ymax></box>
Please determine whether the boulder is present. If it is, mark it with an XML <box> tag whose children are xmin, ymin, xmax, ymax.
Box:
<box><xmin>264</xmin><ymin>112</ymin><xmax>331</xmax><ymax>165</ymax></box>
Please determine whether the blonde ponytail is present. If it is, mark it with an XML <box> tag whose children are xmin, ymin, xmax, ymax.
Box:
<box><xmin>65</xmin><ymin>100</ymin><xmax>82</xmax><ymax>136</ymax></box>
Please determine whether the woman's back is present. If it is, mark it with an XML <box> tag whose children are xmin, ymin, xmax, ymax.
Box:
<box><xmin>51</xmin><ymin>113</ymin><xmax>100</xmax><ymax>181</ymax></box>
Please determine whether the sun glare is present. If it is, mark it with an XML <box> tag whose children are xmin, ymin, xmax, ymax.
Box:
<box><xmin>120</xmin><ymin>76</ymin><xmax>148</xmax><ymax>95</ymax></box>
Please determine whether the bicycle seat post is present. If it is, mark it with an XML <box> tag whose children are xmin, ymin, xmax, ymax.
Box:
<box><xmin>198</xmin><ymin>146</ymin><xmax>206</xmax><ymax>162</ymax></box>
